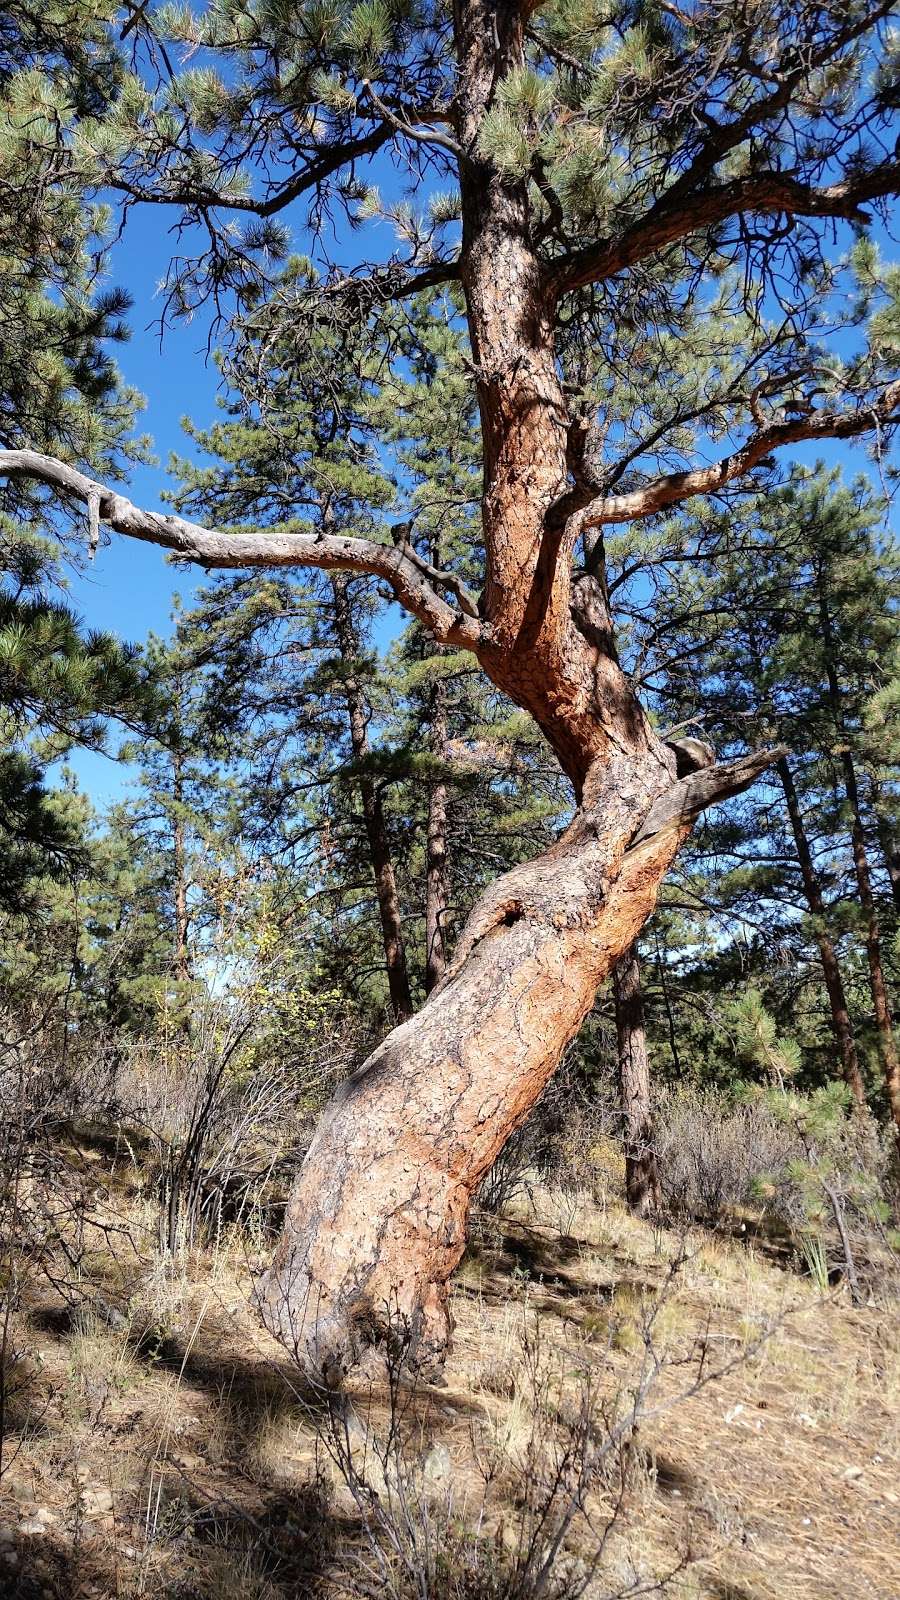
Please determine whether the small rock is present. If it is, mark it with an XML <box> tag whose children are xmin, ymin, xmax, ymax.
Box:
<box><xmin>0</xmin><ymin>1524</ymin><xmax>15</xmax><ymax>1545</ymax></box>
<box><xmin>80</xmin><ymin>1486</ymin><xmax>114</xmax><ymax>1515</ymax></box>
<box><xmin>423</xmin><ymin>1443</ymin><xmax>451</xmax><ymax>1482</ymax></box>
<box><xmin>18</xmin><ymin>1517</ymin><xmax>48</xmax><ymax>1537</ymax></box>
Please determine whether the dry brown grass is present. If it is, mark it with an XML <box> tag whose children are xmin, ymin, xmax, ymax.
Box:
<box><xmin>0</xmin><ymin>1153</ymin><xmax>898</xmax><ymax>1600</ymax></box>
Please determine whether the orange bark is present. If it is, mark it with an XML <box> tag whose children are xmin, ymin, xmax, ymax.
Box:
<box><xmin>257</xmin><ymin>753</ymin><xmax>688</xmax><ymax>1384</ymax></box>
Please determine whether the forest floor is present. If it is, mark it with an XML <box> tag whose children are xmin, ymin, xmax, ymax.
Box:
<box><xmin>1</xmin><ymin>1129</ymin><xmax>899</xmax><ymax>1600</ymax></box>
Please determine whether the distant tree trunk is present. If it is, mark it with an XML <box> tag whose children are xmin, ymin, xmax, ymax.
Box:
<box><xmin>839</xmin><ymin>750</ymin><xmax>900</xmax><ymax>1144</ymax></box>
<box><xmin>172</xmin><ymin>748</ymin><xmax>191</xmax><ymax>987</ymax></box>
<box><xmin>331</xmin><ymin>574</ymin><xmax>413</xmax><ymax>1023</ymax></box>
<box><xmin>776</xmin><ymin>756</ymin><xmax>866</xmax><ymax>1110</ymax></box>
<box><xmin>653</xmin><ymin>927</ymin><xmax>682</xmax><ymax>1078</ymax></box>
<box><xmin>425</xmin><ymin>677</ymin><xmax>450</xmax><ymax>994</ymax></box>
<box><xmin>816</xmin><ymin>575</ymin><xmax>900</xmax><ymax>1145</ymax></box>
<box><xmin>612</xmin><ymin>942</ymin><xmax>661</xmax><ymax>1216</ymax></box>
<box><xmin>868</xmin><ymin>774</ymin><xmax>900</xmax><ymax>913</ymax></box>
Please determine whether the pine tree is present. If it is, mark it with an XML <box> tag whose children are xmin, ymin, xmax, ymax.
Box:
<box><xmin>0</xmin><ymin>1</ymin><xmax>149</xmax><ymax>904</ymax></box>
<box><xmin>636</xmin><ymin>470</ymin><xmax>899</xmax><ymax>1132</ymax></box>
<box><xmin>5</xmin><ymin>0</ymin><xmax>900</xmax><ymax>1379</ymax></box>
<box><xmin>611</xmin><ymin>942</ymin><xmax>661</xmax><ymax>1217</ymax></box>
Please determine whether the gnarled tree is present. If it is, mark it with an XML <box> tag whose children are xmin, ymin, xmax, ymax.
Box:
<box><xmin>3</xmin><ymin>0</ymin><xmax>900</xmax><ymax>1383</ymax></box>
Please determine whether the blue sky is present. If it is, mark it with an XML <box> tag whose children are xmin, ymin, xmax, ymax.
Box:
<box><xmin>62</xmin><ymin>203</ymin><xmax>226</xmax><ymax>804</ymax></box>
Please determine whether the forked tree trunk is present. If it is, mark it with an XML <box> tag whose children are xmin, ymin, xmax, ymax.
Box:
<box><xmin>776</xmin><ymin>756</ymin><xmax>866</xmax><ymax>1109</ymax></box>
<box><xmin>612</xmin><ymin>943</ymin><xmax>661</xmax><ymax>1216</ymax></box>
<box><xmin>331</xmin><ymin>575</ymin><xmax>413</xmax><ymax>1023</ymax></box>
<box><xmin>257</xmin><ymin>760</ymin><xmax>689</xmax><ymax>1384</ymax></box>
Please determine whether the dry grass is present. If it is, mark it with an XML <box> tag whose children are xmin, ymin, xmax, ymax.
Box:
<box><xmin>0</xmin><ymin>1148</ymin><xmax>898</xmax><ymax>1600</ymax></box>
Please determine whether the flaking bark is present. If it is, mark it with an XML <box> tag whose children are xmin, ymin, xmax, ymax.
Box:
<box><xmin>256</xmin><ymin>751</ymin><xmax>686</xmax><ymax>1384</ymax></box>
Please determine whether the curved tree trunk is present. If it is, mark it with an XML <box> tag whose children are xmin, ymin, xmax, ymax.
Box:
<box><xmin>257</xmin><ymin>759</ymin><xmax>687</xmax><ymax>1384</ymax></box>
<box><xmin>612</xmin><ymin>943</ymin><xmax>662</xmax><ymax>1216</ymax></box>
<box><xmin>255</xmin><ymin>0</ymin><xmax>784</xmax><ymax>1386</ymax></box>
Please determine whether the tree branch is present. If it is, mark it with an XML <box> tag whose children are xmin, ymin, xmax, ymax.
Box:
<box><xmin>0</xmin><ymin>449</ymin><xmax>487</xmax><ymax>650</ymax></box>
<box><xmin>629</xmin><ymin>746</ymin><xmax>790</xmax><ymax>848</ymax></box>
<box><xmin>359</xmin><ymin>81</ymin><xmax>464</xmax><ymax>158</ymax></box>
<box><xmin>582</xmin><ymin>382</ymin><xmax>900</xmax><ymax>526</ymax></box>
<box><xmin>550</xmin><ymin>161</ymin><xmax>900</xmax><ymax>298</ymax></box>
<box><xmin>109</xmin><ymin>124</ymin><xmax>395</xmax><ymax>218</ymax></box>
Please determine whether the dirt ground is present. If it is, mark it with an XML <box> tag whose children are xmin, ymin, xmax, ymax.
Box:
<box><xmin>1</xmin><ymin>1149</ymin><xmax>898</xmax><ymax>1600</ymax></box>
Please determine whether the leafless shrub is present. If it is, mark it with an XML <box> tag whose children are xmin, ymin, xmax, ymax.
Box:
<box><xmin>653</xmin><ymin>1087</ymin><xmax>898</xmax><ymax>1294</ymax></box>
<box><xmin>311</xmin><ymin>1265</ymin><xmax>771</xmax><ymax>1600</ymax></box>
<box><xmin>111</xmin><ymin>960</ymin><xmax>364</xmax><ymax>1253</ymax></box>
<box><xmin>653</xmin><ymin>1087</ymin><xmax>801</xmax><ymax>1222</ymax></box>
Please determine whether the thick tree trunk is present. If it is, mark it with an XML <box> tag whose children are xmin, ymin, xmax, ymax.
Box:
<box><xmin>775</xmin><ymin>756</ymin><xmax>866</xmax><ymax>1109</ymax></box>
<box><xmin>331</xmin><ymin>575</ymin><xmax>413</xmax><ymax>1023</ymax></box>
<box><xmin>257</xmin><ymin>755</ymin><xmax>688</xmax><ymax>1384</ymax></box>
<box><xmin>612</xmin><ymin>943</ymin><xmax>661</xmax><ymax>1216</ymax></box>
<box><xmin>425</xmin><ymin>679</ymin><xmax>450</xmax><ymax>994</ymax></box>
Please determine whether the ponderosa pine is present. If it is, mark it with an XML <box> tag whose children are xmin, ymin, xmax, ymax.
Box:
<box><xmin>3</xmin><ymin>0</ymin><xmax>900</xmax><ymax>1380</ymax></box>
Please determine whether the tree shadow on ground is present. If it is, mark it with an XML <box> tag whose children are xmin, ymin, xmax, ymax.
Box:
<box><xmin>0</xmin><ymin>1477</ymin><xmax>344</xmax><ymax>1599</ymax></box>
<box><xmin>463</xmin><ymin>1216</ymin><xmax>659</xmax><ymax>1324</ymax></box>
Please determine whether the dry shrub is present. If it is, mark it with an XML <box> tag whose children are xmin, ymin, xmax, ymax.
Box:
<box><xmin>113</xmin><ymin>980</ymin><xmax>362</xmax><ymax>1253</ymax></box>
<box><xmin>653</xmin><ymin>1086</ymin><xmax>898</xmax><ymax>1293</ymax></box>
<box><xmin>654</xmin><ymin>1087</ymin><xmax>803</xmax><ymax>1222</ymax></box>
<box><xmin>311</xmin><ymin>1267</ymin><xmax>764</xmax><ymax>1600</ymax></box>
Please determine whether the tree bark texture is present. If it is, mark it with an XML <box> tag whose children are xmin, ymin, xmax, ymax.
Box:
<box><xmin>331</xmin><ymin>575</ymin><xmax>413</xmax><ymax>1023</ymax></box>
<box><xmin>775</xmin><ymin>757</ymin><xmax>866</xmax><ymax>1109</ymax></box>
<box><xmin>612</xmin><ymin>943</ymin><xmax>662</xmax><ymax>1216</ymax></box>
<box><xmin>257</xmin><ymin>761</ymin><xmax>689</xmax><ymax>1384</ymax></box>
